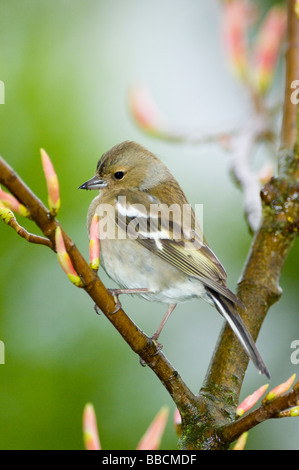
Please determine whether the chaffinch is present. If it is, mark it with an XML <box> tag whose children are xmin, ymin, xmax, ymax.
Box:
<box><xmin>80</xmin><ymin>141</ymin><xmax>270</xmax><ymax>379</ymax></box>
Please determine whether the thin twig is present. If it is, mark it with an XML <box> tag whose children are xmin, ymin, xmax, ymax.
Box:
<box><xmin>221</xmin><ymin>380</ymin><xmax>299</xmax><ymax>442</ymax></box>
<box><xmin>229</xmin><ymin>112</ymin><xmax>272</xmax><ymax>232</ymax></box>
<box><xmin>4</xmin><ymin>214</ymin><xmax>53</xmax><ymax>248</ymax></box>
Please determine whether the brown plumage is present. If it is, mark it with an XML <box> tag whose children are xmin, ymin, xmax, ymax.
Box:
<box><xmin>80</xmin><ymin>141</ymin><xmax>270</xmax><ymax>379</ymax></box>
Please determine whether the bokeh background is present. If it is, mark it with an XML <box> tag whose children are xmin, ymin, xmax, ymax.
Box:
<box><xmin>0</xmin><ymin>0</ymin><xmax>298</xmax><ymax>450</ymax></box>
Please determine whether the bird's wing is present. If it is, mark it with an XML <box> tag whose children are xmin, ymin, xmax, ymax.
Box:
<box><xmin>115</xmin><ymin>191</ymin><xmax>242</xmax><ymax>306</ymax></box>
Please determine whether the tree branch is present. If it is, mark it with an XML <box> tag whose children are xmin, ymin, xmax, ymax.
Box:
<box><xmin>185</xmin><ymin>0</ymin><xmax>299</xmax><ymax>448</ymax></box>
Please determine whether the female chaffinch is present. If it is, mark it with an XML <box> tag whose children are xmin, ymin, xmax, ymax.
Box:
<box><xmin>80</xmin><ymin>141</ymin><xmax>270</xmax><ymax>379</ymax></box>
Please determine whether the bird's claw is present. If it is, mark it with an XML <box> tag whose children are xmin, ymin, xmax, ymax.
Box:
<box><xmin>107</xmin><ymin>288</ymin><xmax>149</xmax><ymax>314</ymax></box>
<box><xmin>107</xmin><ymin>290</ymin><xmax>123</xmax><ymax>314</ymax></box>
<box><xmin>139</xmin><ymin>337</ymin><xmax>163</xmax><ymax>367</ymax></box>
<box><xmin>94</xmin><ymin>303</ymin><xmax>101</xmax><ymax>315</ymax></box>
<box><xmin>151</xmin><ymin>338</ymin><xmax>163</xmax><ymax>353</ymax></box>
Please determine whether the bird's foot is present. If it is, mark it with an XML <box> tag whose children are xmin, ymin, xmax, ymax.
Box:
<box><xmin>107</xmin><ymin>288</ymin><xmax>149</xmax><ymax>314</ymax></box>
<box><xmin>139</xmin><ymin>337</ymin><xmax>163</xmax><ymax>367</ymax></box>
<box><xmin>94</xmin><ymin>304</ymin><xmax>101</xmax><ymax>315</ymax></box>
<box><xmin>151</xmin><ymin>337</ymin><xmax>163</xmax><ymax>353</ymax></box>
<box><xmin>93</xmin><ymin>288</ymin><xmax>149</xmax><ymax>315</ymax></box>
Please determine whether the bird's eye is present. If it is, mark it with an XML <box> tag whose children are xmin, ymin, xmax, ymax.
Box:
<box><xmin>114</xmin><ymin>171</ymin><xmax>125</xmax><ymax>180</ymax></box>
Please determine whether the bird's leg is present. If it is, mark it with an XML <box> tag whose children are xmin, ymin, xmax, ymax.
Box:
<box><xmin>151</xmin><ymin>303</ymin><xmax>177</xmax><ymax>346</ymax></box>
<box><xmin>107</xmin><ymin>288</ymin><xmax>149</xmax><ymax>314</ymax></box>
<box><xmin>140</xmin><ymin>303</ymin><xmax>177</xmax><ymax>367</ymax></box>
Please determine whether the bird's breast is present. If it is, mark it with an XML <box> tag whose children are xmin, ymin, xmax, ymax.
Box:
<box><xmin>99</xmin><ymin>237</ymin><xmax>208</xmax><ymax>304</ymax></box>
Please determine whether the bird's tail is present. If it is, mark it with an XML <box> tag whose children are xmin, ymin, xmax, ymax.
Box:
<box><xmin>207</xmin><ymin>290</ymin><xmax>270</xmax><ymax>380</ymax></box>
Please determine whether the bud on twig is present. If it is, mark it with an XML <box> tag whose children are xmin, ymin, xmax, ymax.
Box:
<box><xmin>83</xmin><ymin>403</ymin><xmax>101</xmax><ymax>451</ymax></box>
<box><xmin>252</xmin><ymin>6</ymin><xmax>287</xmax><ymax>95</ymax></box>
<box><xmin>236</xmin><ymin>384</ymin><xmax>269</xmax><ymax>417</ymax></box>
<box><xmin>137</xmin><ymin>406</ymin><xmax>169</xmax><ymax>450</ymax></box>
<box><xmin>41</xmin><ymin>149</ymin><xmax>61</xmax><ymax>216</ymax></box>
<box><xmin>222</xmin><ymin>0</ymin><xmax>253</xmax><ymax>81</ymax></box>
<box><xmin>277</xmin><ymin>406</ymin><xmax>299</xmax><ymax>418</ymax></box>
<box><xmin>0</xmin><ymin>186</ymin><xmax>30</xmax><ymax>217</ymax></box>
<box><xmin>257</xmin><ymin>162</ymin><xmax>275</xmax><ymax>185</ymax></box>
<box><xmin>263</xmin><ymin>374</ymin><xmax>296</xmax><ymax>403</ymax></box>
<box><xmin>55</xmin><ymin>227</ymin><xmax>84</xmax><ymax>287</ymax></box>
<box><xmin>0</xmin><ymin>203</ymin><xmax>15</xmax><ymax>224</ymax></box>
<box><xmin>232</xmin><ymin>432</ymin><xmax>248</xmax><ymax>450</ymax></box>
<box><xmin>128</xmin><ymin>86</ymin><xmax>166</xmax><ymax>137</ymax></box>
<box><xmin>89</xmin><ymin>214</ymin><xmax>100</xmax><ymax>271</ymax></box>
<box><xmin>173</xmin><ymin>407</ymin><xmax>182</xmax><ymax>437</ymax></box>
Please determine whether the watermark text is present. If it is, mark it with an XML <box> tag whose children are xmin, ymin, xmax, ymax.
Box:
<box><xmin>95</xmin><ymin>197</ymin><xmax>204</xmax><ymax>245</ymax></box>
<box><xmin>290</xmin><ymin>340</ymin><xmax>299</xmax><ymax>365</ymax></box>
<box><xmin>0</xmin><ymin>81</ymin><xmax>4</xmax><ymax>104</ymax></box>
<box><xmin>0</xmin><ymin>341</ymin><xmax>5</xmax><ymax>364</ymax></box>
<box><xmin>291</xmin><ymin>80</ymin><xmax>299</xmax><ymax>105</ymax></box>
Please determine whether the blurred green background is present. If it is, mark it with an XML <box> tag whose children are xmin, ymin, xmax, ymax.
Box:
<box><xmin>0</xmin><ymin>0</ymin><xmax>298</xmax><ymax>450</ymax></box>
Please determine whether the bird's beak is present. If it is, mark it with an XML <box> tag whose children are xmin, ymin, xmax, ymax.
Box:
<box><xmin>79</xmin><ymin>175</ymin><xmax>108</xmax><ymax>190</ymax></box>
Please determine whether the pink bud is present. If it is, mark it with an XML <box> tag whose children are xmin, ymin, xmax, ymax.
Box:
<box><xmin>41</xmin><ymin>148</ymin><xmax>61</xmax><ymax>216</ymax></box>
<box><xmin>55</xmin><ymin>227</ymin><xmax>83</xmax><ymax>287</ymax></box>
<box><xmin>0</xmin><ymin>186</ymin><xmax>30</xmax><ymax>217</ymax></box>
<box><xmin>252</xmin><ymin>6</ymin><xmax>287</xmax><ymax>94</ymax></box>
<box><xmin>232</xmin><ymin>432</ymin><xmax>248</xmax><ymax>450</ymax></box>
<box><xmin>83</xmin><ymin>403</ymin><xmax>101</xmax><ymax>451</ymax></box>
<box><xmin>137</xmin><ymin>407</ymin><xmax>169</xmax><ymax>450</ymax></box>
<box><xmin>173</xmin><ymin>407</ymin><xmax>182</xmax><ymax>437</ymax></box>
<box><xmin>258</xmin><ymin>162</ymin><xmax>275</xmax><ymax>185</ymax></box>
<box><xmin>128</xmin><ymin>86</ymin><xmax>166</xmax><ymax>136</ymax></box>
<box><xmin>89</xmin><ymin>214</ymin><xmax>100</xmax><ymax>271</ymax></box>
<box><xmin>236</xmin><ymin>384</ymin><xmax>269</xmax><ymax>417</ymax></box>
<box><xmin>222</xmin><ymin>0</ymin><xmax>255</xmax><ymax>81</ymax></box>
<box><xmin>263</xmin><ymin>374</ymin><xmax>296</xmax><ymax>403</ymax></box>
